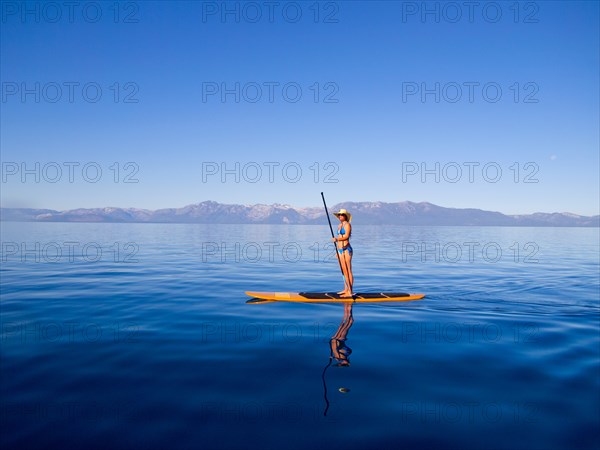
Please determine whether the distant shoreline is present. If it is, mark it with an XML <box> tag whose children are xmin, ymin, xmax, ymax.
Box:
<box><xmin>2</xmin><ymin>201</ymin><xmax>598</xmax><ymax>227</ymax></box>
<box><xmin>1</xmin><ymin>222</ymin><xmax>598</xmax><ymax>229</ymax></box>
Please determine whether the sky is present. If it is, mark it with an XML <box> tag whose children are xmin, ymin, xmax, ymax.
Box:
<box><xmin>1</xmin><ymin>0</ymin><xmax>599</xmax><ymax>215</ymax></box>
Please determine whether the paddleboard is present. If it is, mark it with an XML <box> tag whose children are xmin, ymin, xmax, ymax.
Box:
<box><xmin>245</xmin><ymin>291</ymin><xmax>425</xmax><ymax>303</ymax></box>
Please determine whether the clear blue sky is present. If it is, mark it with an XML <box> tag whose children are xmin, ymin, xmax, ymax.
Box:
<box><xmin>1</xmin><ymin>1</ymin><xmax>598</xmax><ymax>215</ymax></box>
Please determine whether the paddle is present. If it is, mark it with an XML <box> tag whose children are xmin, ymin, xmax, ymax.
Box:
<box><xmin>321</xmin><ymin>192</ymin><xmax>345</xmax><ymax>283</ymax></box>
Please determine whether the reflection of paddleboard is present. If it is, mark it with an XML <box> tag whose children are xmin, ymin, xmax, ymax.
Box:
<box><xmin>245</xmin><ymin>291</ymin><xmax>425</xmax><ymax>303</ymax></box>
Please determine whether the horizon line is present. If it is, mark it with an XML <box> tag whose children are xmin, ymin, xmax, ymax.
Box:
<box><xmin>2</xmin><ymin>200</ymin><xmax>599</xmax><ymax>218</ymax></box>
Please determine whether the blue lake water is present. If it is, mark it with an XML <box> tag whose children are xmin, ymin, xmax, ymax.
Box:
<box><xmin>1</xmin><ymin>222</ymin><xmax>599</xmax><ymax>449</ymax></box>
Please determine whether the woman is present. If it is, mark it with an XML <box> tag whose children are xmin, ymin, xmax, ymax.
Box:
<box><xmin>332</xmin><ymin>208</ymin><xmax>354</xmax><ymax>298</ymax></box>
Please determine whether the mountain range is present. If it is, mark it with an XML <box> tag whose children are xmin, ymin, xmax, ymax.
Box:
<box><xmin>1</xmin><ymin>201</ymin><xmax>598</xmax><ymax>227</ymax></box>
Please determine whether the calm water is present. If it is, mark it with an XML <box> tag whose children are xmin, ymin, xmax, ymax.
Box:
<box><xmin>1</xmin><ymin>222</ymin><xmax>599</xmax><ymax>449</ymax></box>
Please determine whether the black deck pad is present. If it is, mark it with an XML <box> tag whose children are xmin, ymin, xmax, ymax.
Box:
<box><xmin>299</xmin><ymin>292</ymin><xmax>411</xmax><ymax>299</ymax></box>
<box><xmin>356</xmin><ymin>292</ymin><xmax>407</xmax><ymax>299</ymax></box>
<box><xmin>299</xmin><ymin>292</ymin><xmax>342</xmax><ymax>299</ymax></box>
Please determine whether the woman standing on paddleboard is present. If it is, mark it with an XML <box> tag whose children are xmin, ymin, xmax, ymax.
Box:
<box><xmin>332</xmin><ymin>209</ymin><xmax>354</xmax><ymax>298</ymax></box>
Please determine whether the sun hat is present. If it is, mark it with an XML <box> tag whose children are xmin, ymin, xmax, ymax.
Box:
<box><xmin>332</xmin><ymin>208</ymin><xmax>352</xmax><ymax>223</ymax></box>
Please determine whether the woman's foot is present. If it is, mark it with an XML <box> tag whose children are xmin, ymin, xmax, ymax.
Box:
<box><xmin>340</xmin><ymin>291</ymin><xmax>354</xmax><ymax>298</ymax></box>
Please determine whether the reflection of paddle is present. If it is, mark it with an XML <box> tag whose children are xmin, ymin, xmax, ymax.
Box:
<box><xmin>321</xmin><ymin>192</ymin><xmax>345</xmax><ymax>284</ymax></box>
<box><xmin>321</xmin><ymin>353</ymin><xmax>333</xmax><ymax>416</ymax></box>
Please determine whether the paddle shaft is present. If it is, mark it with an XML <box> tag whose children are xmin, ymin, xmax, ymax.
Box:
<box><xmin>321</xmin><ymin>192</ymin><xmax>345</xmax><ymax>277</ymax></box>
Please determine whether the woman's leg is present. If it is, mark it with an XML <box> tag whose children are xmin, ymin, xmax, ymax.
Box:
<box><xmin>346</xmin><ymin>251</ymin><xmax>353</xmax><ymax>292</ymax></box>
<box><xmin>340</xmin><ymin>250</ymin><xmax>354</xmax><ymax>296</ymax></box>
<box><xmin>337</xmin><ymin>250</ymin><xmax>347</xmax><ymax>294</ymax></box>
<box><xmin>339</xmin><ymin>251</ymin><xmax>350</xmax><ymax>294</ymax></box>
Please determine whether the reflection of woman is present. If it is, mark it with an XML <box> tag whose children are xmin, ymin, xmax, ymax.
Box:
<box><xmin>322</xmin><ymin>303</ymin><xmax>354</xmax><ymax>415</ymax></box>
<box><xmin>330</xmin><ymin>303</ymin><xmax>353</xmax><ymax>366</ymax></box>
<box><xmin>331</xmin><ymin>209</ymin><xmax>353</xmax><ymax>298</ymax></box>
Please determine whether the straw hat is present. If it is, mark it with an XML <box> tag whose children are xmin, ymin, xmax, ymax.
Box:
<box><xmin>332</xmin><ymin>208</ymin><xmax>352</xmax><ymax>223</ymax></box>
